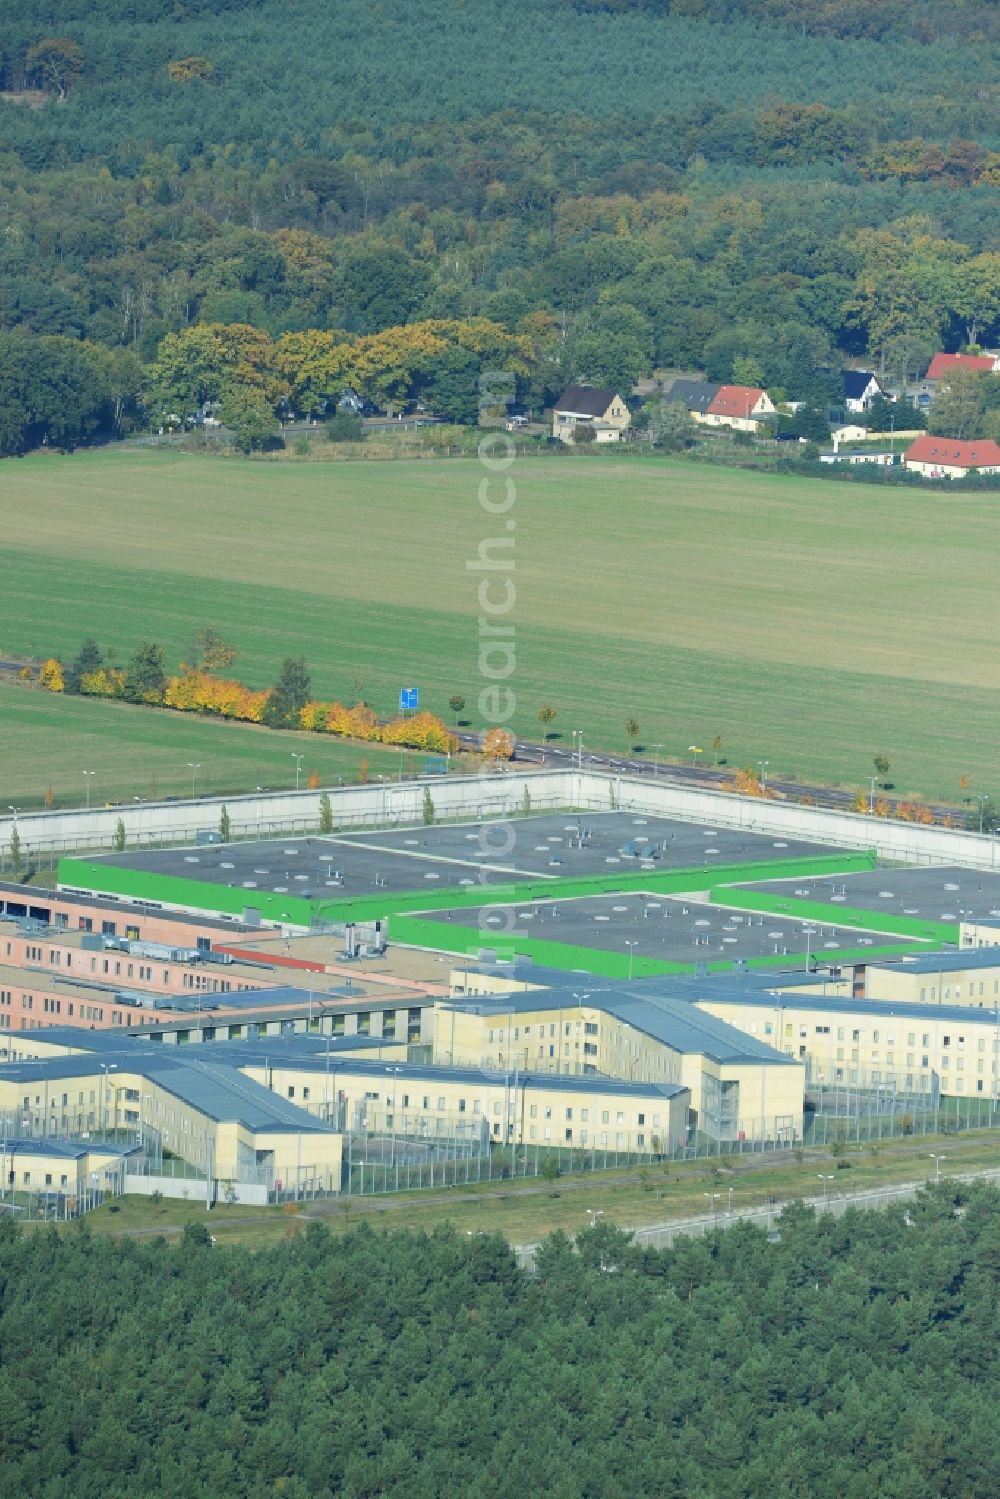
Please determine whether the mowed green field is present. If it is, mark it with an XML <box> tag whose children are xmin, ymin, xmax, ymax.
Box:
<box><xmin>0</xmin><ymin>680</ymin><xmax>406</xmax><ymax>808</ymax></box>
<box><xmin>1</xmin><ymin>446</ymin><xmax>997</xmax><ymax>805</ymax></box>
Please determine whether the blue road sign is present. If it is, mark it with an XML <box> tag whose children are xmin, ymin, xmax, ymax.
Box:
<box><xmin>400</xmin><ymin>687</ymin><xmax>419</xmax><ymax>711</ymax></box>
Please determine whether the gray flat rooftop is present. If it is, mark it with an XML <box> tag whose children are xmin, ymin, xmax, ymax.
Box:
<box><xmin>448</xmin><ymin>974</ymin><xmax>795</xmax><ymax>1065</ymax></box>
<box><xmin>864</xmin><ymin>946</ymin><xmax>1000</xmax><ymax>975</ymax></box>
<box><xmin>86</xmin><ymin>814</ymin><xmax>847</xmax><ymax>899</ymax></box>
<box><xmin>329</xmin><ymin>812</ymin><xmax>842</xmax><ymax>879</ymax></box>
<box><xmin>419</xmin><ymin>891</ymin><xmax>907</xmax><ymax>966</ymax></box>
<box><xmin>737</xmin><ymin>866</ymin><xmax>1000</xmax><ymax>926</ymax></box>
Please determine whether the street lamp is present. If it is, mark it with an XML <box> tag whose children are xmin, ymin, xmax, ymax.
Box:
<box><xmin>292</xmin><ymin>753</ymin><xmax>304</xmax><ymax>791</ymax></box>
<box><xmin>704</xmin><ymin>1191</ymin><xmax>721</xmax><ymax>1221</ymax></box>
<box><xmin>688</xmin><ymin>744</ymin><xmax>702</xmax><ymax>768</ymax></box>
<box><xmin>817</xmin><ymin>1172</ymin><xmax>834</xmax><ymax>1208</ymax></box>
<box><xmin>929</xmin><ymin>1152</ymin><xmax>946</xmax><ymax>1183</ymax></box>
<box><xmin>625</xmin><ymin>939</ymin><xmax>638</xmax><ymax>980</ymax></box>
<box><xmin>83</xmin><ymin>770</ymin><xmax>95</xmax><ymax>809</ymax></box>
<box><xmin>869</xmin><ymin>775</ymin><xmax>877</xmax><ymax>814</ymax></box>
<box><xmin>726</xmin><ymin>1186</ymin><xmax>734</xmax><ymax>1217</ymax></box>
<box><xmin>186</xmin><ymin>762</ymin><xmax>201</xmax><ymax>798</ymax></box>
<box><xmin>586</xmin><ymin>1208</ymin><xmax>605</xmax><ymax>1229</ymax></box>
<box><xmin>651</xmin><ymin>743</ymin><xmax>662</xmax><ymax>777</ymax></box>
<box><xmin>100</xmin><ymin>1063</ymin><xmax>118</xmax><ymax>1135</ymax></box>
<box><xmin>573</xmin><ymin>730</ymin><xmax>584</xmax><ymax>770</ymax></box>
<box><xmin>757</xmin><ymin>759</ymin><xmax>769</xmax><ymax>790</ymax></box>
<box><xmin>386</xmin><ymin>1065</ymin><xmax>403</xmax><ymax>1168</ymax></box>
<box><xmin>256</xmin><ymin>786</ymin><xmax>264</xmax><ymax>838</ymax></box>
<box><xmin>803</xmin><ymin>925</ymin><xmax>817</xmax><ymax>972</ymax></box>
<box><xmin>977</xmin><ymin>794</ymin><xmax>990</xmax><ymax>836</ymax></box>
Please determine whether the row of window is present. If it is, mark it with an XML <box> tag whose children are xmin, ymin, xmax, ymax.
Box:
<box><xmin>754</xmin><ymin>1017</ymin><xmax>996</xmax><ymax>1051</ymax></box>
<box><xmin>919</xmin><ymin>981</ymin><xmax>1000</xmax><ymax>1000</ymax></box>
<box><xmin>340</xmin><ymin>1088</ymin><xmax>663</xmax><ymax>1128</ymax></box>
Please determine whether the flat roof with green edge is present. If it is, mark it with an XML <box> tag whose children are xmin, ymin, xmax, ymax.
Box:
<box><xmin>78</xmin><ymin>813</ymin><xmax>847</xmax><ymax>888</ymax></box>
<box><xmin>59</xmin><ymin>847</ymin><xmax>879</xmax><ymax>932</ymax></box>
<box><xmin>404</xmin><ymin>889</ymin><xmax>928</xmax><ymax>970</ymax></box>
<box><xmin>734</xmin><ymin>866</ymin><xmax>1000</xmax><ymax>931</ymax></box>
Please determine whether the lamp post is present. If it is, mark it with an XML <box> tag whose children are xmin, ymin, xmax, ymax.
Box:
<box><xmin>652</xmin><ymin>743</ymin><xmax>662</xmax><ymax>778</ymax></box>
<box><xmin>929</xmin><ymin>1152</ymin><xmax>946</xmax><ymax>1183</ymax></box>
<box><xmin>869</xmin><ymin>775</ymin><xmax>877</xmax><ymax>814</ymax></box>
<box><xmin>256</xmin><ymin>786</ymin><xmax>263</xmax><ymax>839</ymax></box>
<box><xmin>757</xmin><ymin>759</ymin><xmax>769</xmax><ymax>791</ymax></box>
<box><xmin>100</xmin><ymin>1063</ymin><xmax>118</xmax><ymax>1136</ymax></box>
<box><xmin>977</xmin><ymin>794</ymin><xmax>989</xmax><ymax>836</ymax></box>
<box><xmin>573</xmin><ymin>730</ymin><xmax>584</xmax><ymax>770</ymax></box>
<box><xmin>704</xmin><ymin>1191</ymin><xmax>721</xmax><ymax>1222</ymax></box>
<box><xmin>726</xmin><ymin>1186</ymin><xmax>734</xmax><ymax>1217</ymax></box>
<box><xmin>803</xmin><ymin>925</ymin><xmax>817</xmax><ymax>972</ymax></box>
<box><xmin>186</xmin><ymin>762</ymin><xmax>201</xmax><ymax>798</ymax></box>
<box><xmin>83</xmin><ymin>770</ymin><xmax>95</xmax><ymax>809</ymax></box>
<box><xmin>292</xmin><ymin>753</ymin><xmax>304</xmax><ymax>791</ymax></box>
<box><xmin>386</xmin><ymin>1065</ymin><xmax>402</xmax><ymax>1168</ymax></box>
<box><xmin>586</xmin><ymin>1208</ymin><xmax>605</xmax><ymax>1229</ymax></box>
<box><xmin>817</xmin><ymin>1172</ymin><xmax>834</xmax><ymax>1208</ymax></box>
<box><xmin>625</xmin><ymin>939</ymin><xmax>638</xmax><ymax>981</ymax></box>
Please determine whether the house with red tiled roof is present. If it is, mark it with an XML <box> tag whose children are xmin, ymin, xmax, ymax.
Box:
<box><xmin>694</xmin><ymin>384</ymin><xmax>776</xmax><ymax>434</ymax></box>
<box><xmin>924</xmin><ymin>352</ymin><xmax>1000</xmax><ymax>382</ymax></box>
<box><xmin>904</xmin><ymin>434</ymin><xmax>1000</xmax><ymax>479</ymax></box>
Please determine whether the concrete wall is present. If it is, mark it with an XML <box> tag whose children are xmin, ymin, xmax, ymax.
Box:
<box><xmin>2</xmin><ymin>766</ymin><xmax>997</xmax><ymax>871</ymax></box>
<box><xmin>5</xmin><ymin>771</ymin><xmax>575</xmax><ymax>861</ymax></box>
<box><xmin>123</xmin><ymin>1173</ymin><xmax>269</xmax><ymax>1206</ymax></box>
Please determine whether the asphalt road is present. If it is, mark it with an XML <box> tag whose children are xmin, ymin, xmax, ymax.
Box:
<box><xmin>455</xmin><ymin>726</ymin><xmax>968</xmax><ymax>823</ymax></box>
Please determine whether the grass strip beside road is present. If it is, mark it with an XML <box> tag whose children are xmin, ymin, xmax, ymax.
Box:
<box><xmin>72</xmin><ymin>1130</ymin><xmax>1000</xmax><ymax>1250</ymax></box>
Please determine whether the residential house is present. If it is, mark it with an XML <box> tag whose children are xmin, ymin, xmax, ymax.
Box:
<box><xmin>841</xmin><ymin>369</ymin><xmax>883</xmax><ymax>412</ymax></box>
<box><xmin>698</xmin><ymin>384</ymin><xmax>776</xmax><ymax>434</ymax></box>
<box><xmin>830</xmin><ymin>423</ymin><xmax>870</xmax><ymax>448</ymax></box>
<box><xmin>552</xmin><ymin>385</ymin><xmax>631</xmax><ymax>444</ymax></box>
<box><xmin>903</xmin><ymin>435</ymin><xmax>1000</xmax><ymax>479</ymax></box>
<box><xmin>924</xmin><ymin>352</ymin><xmax>1000</xmax><ymax>383</ymax></box>
<box><xmin>664</xmin><ymin>378</ymin><xmax>720</xmax><ymax>417</ymax></box>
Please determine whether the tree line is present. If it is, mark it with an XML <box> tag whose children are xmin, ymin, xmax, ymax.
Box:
<box><xmin>0</xmin><ymin>0</ymin><xmax>997</xmax><ymax>456</ymax></box>
<box><xmin>0</xmin><ymin>1181</ymin><xmax>999</xmax><ymax>1495</ymax></box>
<box><xmin>45</xmin><ymin>635</ymin><xmax>459</xmax><ymax>753</ymax></box>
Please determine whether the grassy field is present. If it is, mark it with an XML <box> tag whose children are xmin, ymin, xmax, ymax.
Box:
<box><xmin>1</xmin><ymin>446</ymin><xmax>997</xmax><ymax>804</ymax></box>
<box><xmin>71</xmin><ymin>1130</ymin><xmax>1000</xmax><ymax>1250</ymax></box>
<box><xmin>0</xmin><ymin>678</ymin><xmax>408</xmax><ymax>808</ymax></box>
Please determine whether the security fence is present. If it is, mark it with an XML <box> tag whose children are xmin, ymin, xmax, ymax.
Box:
<box><xmin>0</xmin><ymin>1181</ymin><xmax>112</xmax><ymax>1223</ymax></box>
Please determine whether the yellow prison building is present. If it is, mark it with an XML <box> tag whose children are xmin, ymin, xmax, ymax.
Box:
<box><xmin>446</xmin><ymin>967</ymin><xmax>804</xmax><ymax>1143</ymax></box>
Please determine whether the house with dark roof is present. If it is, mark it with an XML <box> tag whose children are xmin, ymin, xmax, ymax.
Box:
<box><xmin>664</xmin><ymin>378</ymin><xmax>720</xmax><ymax>416</ymax></box>
<box><xmin>904</xmin><ymin>435</ymin><xmax>1000</xmax><ymax>479</ymax></box>
<box><xmin>841</xmin><ymin>368</ymin><xmax>883</xmax><ymax>412</ymax></box>
<box><xmin>552</xmin><ymin>384</ymin><xmax>631</xmax><ymax>443</ymax></box>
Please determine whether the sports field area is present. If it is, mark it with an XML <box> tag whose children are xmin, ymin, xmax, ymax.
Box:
<box><xmin>2</xmin><ymin>447</ymin><xmax>996</xmax><ymax>805</ymax></box>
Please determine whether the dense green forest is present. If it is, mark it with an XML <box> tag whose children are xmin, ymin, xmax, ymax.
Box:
<box><xmin>2</xmin><ymin>1187</ymin><xmax>1000</xmax><ymax>1496</ymax></box>
<box><xmin>0</xmin><ymin>0</ymin><xmax>998</xmax><ymax>452</ymax></box>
